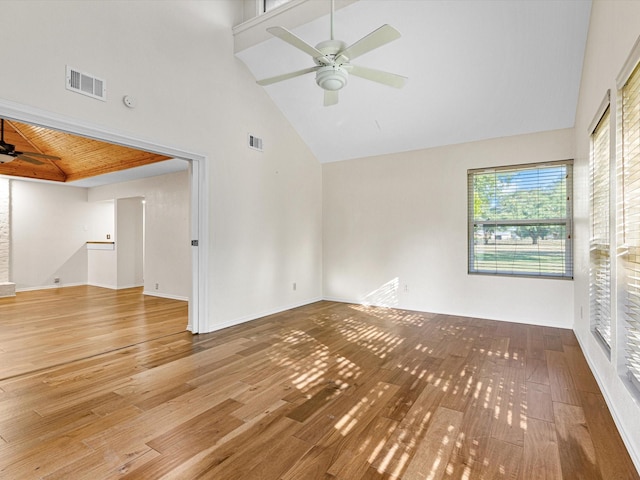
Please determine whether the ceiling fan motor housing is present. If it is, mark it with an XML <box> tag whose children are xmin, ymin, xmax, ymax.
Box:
<box><xmin>314</xmin><ymin>39</ymin><xmax>349</xmax><ymax>91</ymax></box>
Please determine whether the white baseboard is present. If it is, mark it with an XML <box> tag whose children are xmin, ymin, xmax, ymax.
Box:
<box><xmin>87</xmin><ymin>282</ymin><xmax>118</xmax><ymax>290</ymax></box>
<box><xmin>205</xmin><ymin>297</ymin><xmax>323</xmax><ymax>333</ymax></box>
<box><xmin>143</xmin><ymin>290</ymin><xmax>189</xmax><ymax>302</ymax></box>
<box><xmin>322</xmin><ymin>296</ymin><xmax>571</xmax><ymax>329</ymax></box>
<box><xmin>17</xmin><ymin>282</ymin><xmax>86</xmax><ymax>292</ymax></box>
<box><xmin>574</xmin><ymin>333</ymin><xmax>640</xmax><ymax>474</ymax></box>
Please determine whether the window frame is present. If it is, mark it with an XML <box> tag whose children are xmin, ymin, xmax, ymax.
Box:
<box><xmin>467</xmin><ymin>160</ymin><xmax>574</xmax><ymax>279</ymax></box>
<box><xmin>589</xmin><ymin>95</ymin><xmax>612</xmax><ymax>351</ymax></box>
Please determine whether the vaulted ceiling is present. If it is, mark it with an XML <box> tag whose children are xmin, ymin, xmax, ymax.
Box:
<box><xmin>0</xmin><ymin>119</ymin><xmax>171</xmax><ymax>184</ymax></box>
<box><xmin>235</xmin><ymin>0</ymin><xmax>592</xmax><ymax>163</ymax></box>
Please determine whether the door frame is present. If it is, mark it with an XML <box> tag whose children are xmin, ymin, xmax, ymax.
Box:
<box><xmin>0</xmin><ymin>98</ymin><xmax>208</xmax><ymax>333</ymax></box>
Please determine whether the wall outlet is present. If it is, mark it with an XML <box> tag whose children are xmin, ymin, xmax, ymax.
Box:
<box><xmin>155</xmin><ymin>283</ymin><xmax>159</xmax><ymax>290</ymax></box>
<box><xmin>54</xmin><ymin>277</ymin><xmax>60</xmax><ymax>284</ymax></box>
<box><xmin>404</xmin><ymin>284</ymin><xmax>409</xmax><ymax>293</ymax></box>
<box><xmin>293</xmin><ymin>282</ymin><xmax>297</xmax><ymax>291</ymax></box>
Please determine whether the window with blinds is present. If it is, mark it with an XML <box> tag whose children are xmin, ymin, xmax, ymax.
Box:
<box><xmin>468</xmin><ymin>161</ymin><xmax>573</xmax><ymax>278</ymax></box>
<box><xmin>620</xmin><ymin>60</ymin><xmax>640</xmax><ymax>389</ymax></box>
<box><xmin>590</xmin><ymin>106</ymin><xmax>611</xmax><ymax>348</ymax></box>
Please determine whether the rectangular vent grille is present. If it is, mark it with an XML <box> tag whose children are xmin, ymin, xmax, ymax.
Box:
<box><xmin>66</xmin><ymin>66</ymin><xmax>106</xmax><ymax>101</ymax></box>
<box><xmin>248</xmin><ymin>134</ymin><xmax>263</xmax><ymax>151</ymax></box>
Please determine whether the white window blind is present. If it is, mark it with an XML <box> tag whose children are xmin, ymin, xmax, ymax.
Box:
<box><xmin>620</xmin><ymin>61</ymin><xmax>640</xmax><ymax>388</ymax></box>
<box><xmin>468</xmin><ymin>161</ymin><xmax>573</xmax><ymax>278</ymax></box>
<box><xmin>590</xmin><ymin>106</ymin><xmax>611</xmax><ymax>347</ymax></box>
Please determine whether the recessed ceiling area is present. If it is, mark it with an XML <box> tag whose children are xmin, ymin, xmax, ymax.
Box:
<box><xmin>0</xmin><ymin>118</ymin><xmax>184</xmax><ymax>186</ymax></box>
<box><xmin>235</xmin><ymin>0</ymin><xmax>592</xmax><ymax>163</ymax></box>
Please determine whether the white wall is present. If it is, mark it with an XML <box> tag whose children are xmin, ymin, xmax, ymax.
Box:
<box><xmin>324</xmin><ymin>129</ymin><xmax>575</xmax><ymax>328</ymax></box>
<box><xmin>10</xmin><ymin>180</ymin><xmax>94</xmax><ymax>289</ymax></box>
<box><xmin>116</xmin><ymin>197</ymin><xmax>144</xmax><ymax>289</ymax></box>
<box><xmin>90</xmin><ymin>171</ymin><xmax>190</xmax><ymax>300</ymax></box>
<box><xmin>0</xmin><ymin>0</ymin><xmax>323</xmax><ymax>330</ymax></box>
<box><xmin>572</xmin><ymin>0</ymin><xmax>640</xmax><ymax>470</ymax></box>
<box><xmin>89</xmin><ymin>200</ymin><xmax>114</xmax><ymax>242</ymax></box>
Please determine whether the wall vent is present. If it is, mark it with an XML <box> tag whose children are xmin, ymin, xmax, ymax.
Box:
<box><xmin>248</xmin><ymin>134</ymin><xmax>263</xmax><ymax>151</ymax></box>
<box><xmin>66</xmin><ymin>66</ymin><xmax>106</xmax><ymax>101</ymax></box>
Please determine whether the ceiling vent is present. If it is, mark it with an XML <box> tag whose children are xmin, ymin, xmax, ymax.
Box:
<box><xmin>66</xmin><ymin>66</ymin><xmax>106</xmax><ymax>101</ymax></box>
<box><xmin>248</xmin><ymin>134</ymin><xmax>263</xmax><ymax>151</ymax></box>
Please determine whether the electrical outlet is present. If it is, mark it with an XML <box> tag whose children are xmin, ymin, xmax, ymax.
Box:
<box><xmin>293</xmin><ymin>282</ymin><xmax>297</xmax><ymax>291</ymax></box>
<box><xmin>54</xmin><ymin>277</ymin><xmax>60</xmax><ymax>284</ymax></box>
<box><xmin>155</xmin><ymin>283</ymin><xmax>159</xmax><ymax>290</ymax></box>
<box><xmin>107</xmin><ymin>234</ymin><xmax>111</xmax><ymax>240</ymax></box>
<box><xmin>404</xmin><ymin>284</ymin><xmax>409</xmax><ymax>293</ymax></box>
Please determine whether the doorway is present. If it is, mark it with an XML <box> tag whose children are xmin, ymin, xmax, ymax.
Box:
<box><xmin>0</xmin><ymin>99</ymin><xmax>208</xmax><ymax>333</ymax></box>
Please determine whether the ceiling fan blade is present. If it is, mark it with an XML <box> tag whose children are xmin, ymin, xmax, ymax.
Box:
<box><xmin>348</xmin><ymin>65</ymin><xmax>407</xmax><ymax>88</ymax></box>
<box><xmin>17</xmin><ymin>155</ymin><xmax>45</xmax><ymax>165</ymax></box>
<box><xmin>16</xmin><ymin>151</ymin><xmax>61</xmax><ymax>160</ymax></box>
<box><xmin>257</xmin><ymin>66</ymin><xmax>320</xmax><ymax>86</ymax></box>
<box><xmin>267</xmin><ymin>26</ymin><xmax>331</xmax><ymax>64</ymax></box>
<box><xmin>324</xmin><ymin>90</ymin><xmax>339</xmax><ymax>107</ymax></box>
<box><xmin>337</xmin><ymin>24</ymin><xmax>401</xmax><ymax>62</ymax></box>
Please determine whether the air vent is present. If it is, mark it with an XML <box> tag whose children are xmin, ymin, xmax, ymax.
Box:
<box><xmin>248</xmin><ymin>134</ymin><xmax>263</xmax><ymax>151</ymax></box>
<box><xmin>66</xmin><ymin>66</ymin><xmax>106</xmax><ymax>101</ymax></box>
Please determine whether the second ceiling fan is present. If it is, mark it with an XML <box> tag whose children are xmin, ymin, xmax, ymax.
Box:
<box><xmin>0</xmin><ymin>119</ymin><xmax>61</xmax><ymax>165</ymax></box>
<box><xmin>257</xmin><ymin>0</ymin><xmax>407</xmax><ymax>106</ymax></box>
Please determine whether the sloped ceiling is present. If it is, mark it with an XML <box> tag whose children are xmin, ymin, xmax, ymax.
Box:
<box><xmin>0</xmin><ymin>119</ymin><xmax>172</xmax><ymax>184</ymax></box>
<box><xmin>235</xmin><ymin>0</ymin><xmax>592</xmax><ymax>163</ymax></box>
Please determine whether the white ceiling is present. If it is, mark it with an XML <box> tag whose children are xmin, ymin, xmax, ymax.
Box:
<box><xmin>67</xmin><ymin>158</ymin><xmax>189</xmax><ymax>188</ymax></box>
<box><xmin>235</xmin><ymin>0</ymin><xmax>592</xmax><ymax>164</ymax></box>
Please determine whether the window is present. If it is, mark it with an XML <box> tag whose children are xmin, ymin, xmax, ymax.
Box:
<box><xmin>468</xmin><ymin>161</ymin><xmax>573</xmax><ymax>278</ymax></box>
<box><xmin>590</xmin><ymin>104</ymin><xmax>612</xmax><ymax>348</ymax></box>
<box><xmin>263</xmin><ymin>0</ymin><xmax>292</xmax><ymax>13</ymax></box>
<box><xmin>619</xmin><ymin>60</ymin><xmax>640</xmax><ymax>389</ymax></box>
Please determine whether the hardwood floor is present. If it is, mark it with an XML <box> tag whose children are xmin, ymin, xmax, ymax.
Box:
<box><xmin>0</xmin><ymin>293</ymin><xmax>637</xmax><ymax>479</ymax></box>
<box><xmin>0</xmin><ymin>286</ymin><xmax>188</xmax><ymax>379</ymax></box>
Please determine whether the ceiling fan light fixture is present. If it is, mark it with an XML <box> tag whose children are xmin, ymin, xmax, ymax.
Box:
<box><xmin>316</xmin><ymin>65</ymin><xmax>348</xmax><ymax>91</ymax></box>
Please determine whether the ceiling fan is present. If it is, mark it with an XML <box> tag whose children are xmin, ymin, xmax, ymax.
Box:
<box><xmin>256</xmin><ymin>0</ymin><xmax>407</xmax><ymax>106</ymax></box>
<box><xmin>0</xmin><ymin>119</ymin><xmax>61</xmax><ymax>165</ymax></box>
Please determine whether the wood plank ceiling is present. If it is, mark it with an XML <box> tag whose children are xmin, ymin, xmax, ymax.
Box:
<box><xmin>0</xmin><ymin>119</ymin><xmax>170</xmax><ymax>183</ymax></box>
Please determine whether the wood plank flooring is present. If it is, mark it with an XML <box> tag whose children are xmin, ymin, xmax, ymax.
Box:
<box><xmin>0</xmin><ymin>286</ymin><xmax>188</xmax><ymax>379</ymax></box>
<box><xmin>0</xmin><ymin>292</ymin><xmax>638</xmax><ymax>479</ymax></box>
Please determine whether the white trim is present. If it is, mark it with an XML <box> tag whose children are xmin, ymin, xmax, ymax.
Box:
<box><xmin>16</xmin><ymin>282</ymin><xmax>86</xmax><ymax>292</ymax></box>
<box><xmin>322</xmin><ymin>296</ymin><xmax>572</xmax><ymax>329</ymax></box>
<box><xmin>86</xmin><ymin>282</ymin><xmax>119</xmax><ymax>290</ymax></box>
<box><xmin>206</xmin><ymin>297</ymin><xmax>323</xmax><ymax>333</ymax></box>
<box><xmin>616</xmin><ymin>34</ymin><xmax>640</xmax><ymax>90</ymax></box>
<box><xmin>143</xmin><ymin>291</ymin><xmax>189</xmax><ymax>302</ymax></box>
<box><xmin>0</xmin><ymin>97</ymin><xmax>208</xmax><ymax>334</ymax></box>
<box><xmin>588</xmin><ymin>89</ymin><xmax>611</xmax><ymax>134</ymax></box>
<box><xmin>575</xmin><ymin>333</ymin><xmax>640</xmax><ymax>473</ymax></box>
<box><xmin>114</xmin><ymin>283</ymin><xmax>144</xmax><ymax>290</ymax></box>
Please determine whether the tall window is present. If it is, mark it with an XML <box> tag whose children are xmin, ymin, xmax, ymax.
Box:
<box><xmin>590</xmin><ymin>105</ymin><xmax>611</xmax><ymax>348</ymax></box>
<box><xmin>620</xmin><ymin>61</ymin><xmax>640</xmax><ymax>389</ymax></box>
<box><xmin>468</xmin><ymin>161</ymin><xmax>573</xmax><ymax>278</ymax></box>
